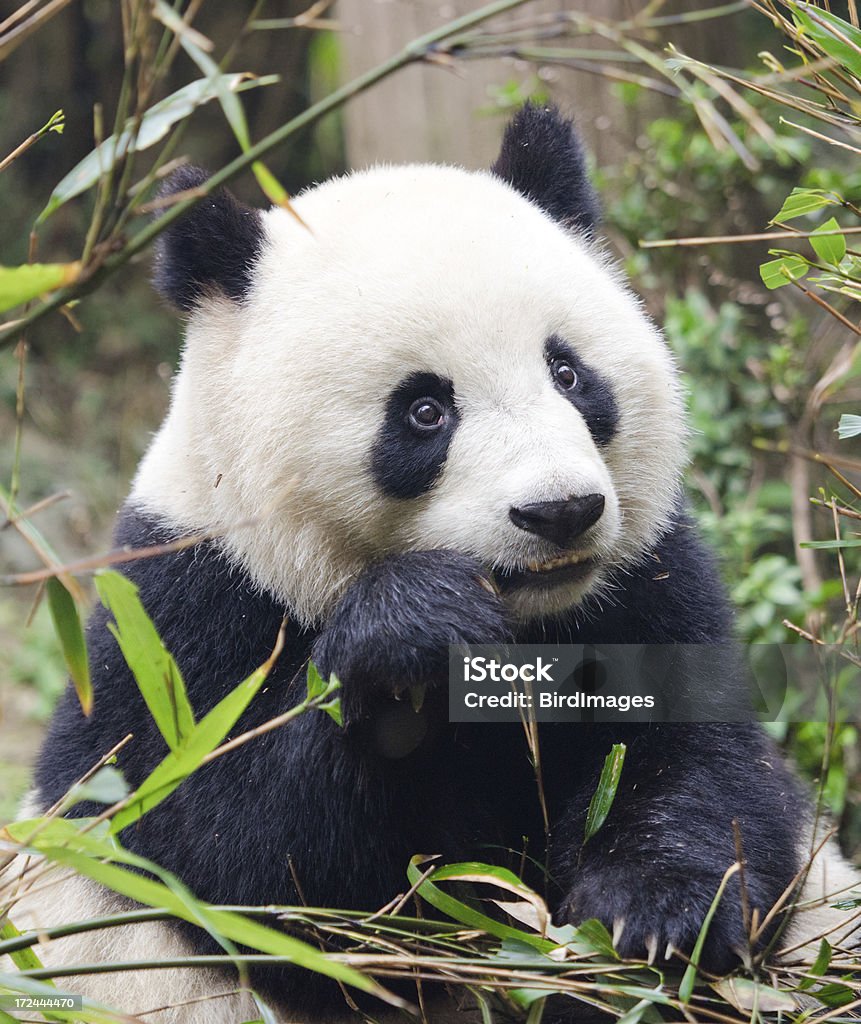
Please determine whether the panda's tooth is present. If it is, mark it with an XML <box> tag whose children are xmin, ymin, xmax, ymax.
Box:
<box><xmin>523</xmin><ymin>550</ymin><xmax>589</xmax><ymax>574</ymax></box>
<box><xmin>612</xmin><ymin>916</ymin><xmax>626</xmax><ymax>948</ymax></box>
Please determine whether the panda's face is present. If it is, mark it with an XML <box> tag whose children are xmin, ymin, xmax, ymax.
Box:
<box><xmin>136</xmin><ymin>114</ymin><xmax>686</xmax><ymax>626</ymax></box>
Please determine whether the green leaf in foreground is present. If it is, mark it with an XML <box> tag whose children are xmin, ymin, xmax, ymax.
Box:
<box><xmin>8</xmin><ymin>820</ymin><xmax>392</xmax><ymax>1005</ymax></box>
<box><xmin>0</xmin><ymin>918</ymin><xmax>49</xmax><ymax>975</ymax></box>
<box><xmin>306</xmin><ymin>663</ymin><xmax>343</xmax><ymax>726</ymax></box>
<box><xmin>771</xmin><ymin>186</ymin><xmax>838</xmax><ymax>225</ymax></box>
<box><xmin>407</xmin><ymin>857</ymin><xmax>556</xmax><ymax>953</ymax></box>
<box><xmin>837</xmin><ymin>413</ymin><xmax>861</xmax><ymax>440</ymax></box>
<box><xmin>172</xmin><ymin>12</ymin><xmax>297</xmax><ymax>215</ymax></box>
<box><xmin>760</xmin><ymin>254</ymin><xmax>809</xmax><ymax>290</ymax></box>
<box><xmin>679</xmin><ymin>864</ymin><xmax>739</xmax><ymax>1003</ymax></box>
<box><xmin>801</xmin><ymin>539</ymin><xmax>861</xmax><ymax>550</ymax></box>
<box><xmin>70</xmin><ymin>765</ymin><xmax>130</xmax><ymax>807</ymax></box>
<box><xmin>45</xmin><ymin>576</ymin><xmax>92</xmax><ymax>716</ymax></box>
<box><xmin>799</xmin><ymin>938</ymin><xmax>832</xmax><ymax>990</ymax></box>
<box><xmin>0</xmin><ymin>262</ymin><xmax>81</xmax><ymax>314</ymax></box>
<box><xmin>95</xmin><ymin>570</ymin><xmax>194</xmax><ymax>751</ymax></box>
<box><xmin>584</xmin><ymin>743</ymin><xmax>626</xmax><ymax>844</ymax></box>
<box><xmin>712</xmin><ymin>976</ymin><xmax>797</xmax><ymax>1013</ymax></box>
<box><xmin>109</xmin><ymin>624</ymin><xmax>285</xmax><ymax>834</ymax></box>
<box><xmin>37</xmin><ymin>73</ymin><xmax>278</xmax><ymax>223</ymax></box>
<box><xmin>811</xmin><ymin>217</ymin><xmax>846</xmax><ymax>266</ymax></box>
<box><xmin>792</xmin><ymin>3</ymin><xmax>861</xmax><ymax>80</ymax></box>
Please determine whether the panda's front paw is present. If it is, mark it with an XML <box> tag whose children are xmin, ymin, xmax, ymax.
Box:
<box><xmin>557</xmin><ymin>860</ymin><xmax>748</xmax><ymax>973</ymax></box>
<box><xmin>312</xmin><ymin>550</ymin><xmax>511</xmax><ymax>726</ymax></box>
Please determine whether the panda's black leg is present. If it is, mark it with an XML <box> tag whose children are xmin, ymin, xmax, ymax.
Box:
<box><xmin>312</xmin><ymin>548</ymin><xmax>511</xmax><ymax>726</ymax></box>
<box><xmin>548</xmin><ymin>723</ymin><xmax>803</xmax><ymax>972</ymax></box>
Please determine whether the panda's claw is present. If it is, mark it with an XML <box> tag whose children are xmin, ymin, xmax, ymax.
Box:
<box><xmin>644</xmin><ymin>934</ymin><xmax>658</xmax><ymax>965</ymax></box>
<box><xmin>612</xmin><ymin>916</ymin><xmax>626</xmax><ymax>949</ymax></box>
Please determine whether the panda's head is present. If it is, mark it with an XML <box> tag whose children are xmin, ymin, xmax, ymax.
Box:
<box><xmin>134</xmin><ymin>105</ymin><xmax>686</xmax><ymax>626</ymax></box>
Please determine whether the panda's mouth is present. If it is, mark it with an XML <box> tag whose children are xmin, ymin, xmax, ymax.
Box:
<box><xmin>494</xmin><ymin>551</ymin><xmax>595</xmax><ymax>592</ymax></box>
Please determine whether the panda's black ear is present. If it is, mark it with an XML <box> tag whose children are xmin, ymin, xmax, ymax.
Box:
<box><xmin>491</xmin><ymin>103</ymin><xmax>599</xmax><ymax>237</ymax></box>
<box><xmin>152</xmin><ymin>165</ymin><xmax>265</xmax><ymax>312</ymax></box>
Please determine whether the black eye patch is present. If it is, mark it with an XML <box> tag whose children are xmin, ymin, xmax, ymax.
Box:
<box><xmin>371</xmin><ymin>372</ymin><xmax>459</xmax><ymax>499</ymax></box>
<box><xmin>545</xmin><ymin>335</ymin><xmax>619</xmax><ymax>447</ymax></box>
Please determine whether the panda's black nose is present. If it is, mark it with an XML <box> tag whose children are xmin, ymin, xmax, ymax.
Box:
<box><xmin>509</xmin><ymin>494</ymin><xmax>605</xmax><ymax>549</ymax></box>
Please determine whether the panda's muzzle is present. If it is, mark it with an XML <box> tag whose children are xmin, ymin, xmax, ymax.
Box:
<box><xmin>497</xmin><ymin>494</ymin><xmax>604</xmax><ymax>592</ymax></box>
<box><xmin>509</xmin><ymin>493</ymin><xmax>605</xmax><ymax>548</ymax></box>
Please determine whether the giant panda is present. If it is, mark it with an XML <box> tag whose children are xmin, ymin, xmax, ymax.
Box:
<box><xmin>7</xmin><ymin>104</ymin><xmax>859</xmax><ymax>1023</ymax></box>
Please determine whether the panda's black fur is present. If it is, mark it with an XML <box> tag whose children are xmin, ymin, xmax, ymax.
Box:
<box><xmin>33</xmin><ymin>106</ymin><xmax>807</xmax><ymax>1018</ymax></box>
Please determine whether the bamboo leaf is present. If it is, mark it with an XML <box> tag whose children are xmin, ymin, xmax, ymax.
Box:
<box><xmin>712</xmin><ymin>977</ymin><xmax>797</xmax><ymax>1012</ymax></box>
<box><xmin>0</xmin><ymin>262</ymin><xmax>80</xmax><ymax>313</ymax></box>
<box><xmin>680</xmin><ymin>865</ymin><xmax>739</xmax><ymax>1002</ymax></box>
<box><xmin>760</xmin><ymin>254</ymin><xmax>809</xmax><ymax>289</ymax></box>
<box><xmin>0</xmin><ymin>919</ymin><xmax>48</xmax><ymax>976</ymax></box>
<box><xmin>799</xmin><ymin>938</ymin><xmax>832</xmax><ymax>989</ymax></box>
<box><xmin>406</xmin><ymin>857</ymin><xmax>556</xmax><ymax>953</ymax></box>
<box><xmin>45</xmin><ymin>576</ymin><xmax>92</xmax><ymax>717</ymax></box>
<box><xmin>37</xmin><ymin>74</ymin><xmax>278</xmax><ymax>223</ymax></box>
<box><xmin>108</xmin><ymin>627</ymin><xmax>284</xmax><ymax>833</ymax></box>
<box><xmin>771</xmin><ymin>186</ymin><xmax>838</xmax><ymax>225</ymax></box>
<box><xmin>801</xmin><ymin>538</ymin><xmax>861</xmax><ymax>549</ymax></box>
<box><xmin>17</xmin><ymin>845</ymin><xmax>387</xmax><ymax>1000</ymax></box>
<box><xmin>95</xmin><ymin>570</ymin><xmax>194</xmax><ymax>751</ymax></box>
<box><xmin>172</xmin><ymin>11</ymin><xmax>301</xmax><ymax>219</ymax></box>
<box><xmin>791</xmin><ymin>3</ymin><xmax>861</xmax><ymax>79</ymax></box>
<box><xmin>584</xmin><ymin>743</ymin><xmax>626</xmax><ymax>844</ymax></box>
<box><xmin>811</xmin><ymin>217</ymin><xmax>846</xmax><ymax>266</ymax></box>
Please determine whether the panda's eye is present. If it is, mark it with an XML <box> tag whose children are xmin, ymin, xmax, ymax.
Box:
<box><xmin>552</xmin><ymin>359</ymin><xmax>578</xmax><ymax>390</ymax></box>
<box><xmin>408</xmin><ymin>397</ymin><xmax>445</xmax><ymax>431</ymax></box>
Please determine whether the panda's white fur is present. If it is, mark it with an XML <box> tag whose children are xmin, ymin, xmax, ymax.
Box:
<box><xmin>132</xmin><ymin>164</ymin><xmax>686</xmax><ymax>625</ymax></box>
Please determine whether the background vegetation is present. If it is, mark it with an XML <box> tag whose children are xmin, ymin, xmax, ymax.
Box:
<box><xmin>2</xmin><ymin>1</ymin><xmax>861</xmax><ymax>1021</ymax></box>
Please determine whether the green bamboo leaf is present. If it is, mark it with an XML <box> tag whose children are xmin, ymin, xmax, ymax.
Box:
<box><xmin>760</xmin><ymin>254</ymin><xmax>809</xmax><ymax>290</ymax></box>
<box><xmin>171</xmin><ymin>11</ymin><xmax>300</xmax><ymax>219</ymax></box>
<box><xmin>771</xmin><ymin>186</ymin><xmax>838</xmax><ymax>225</ymax></box>
<box><xmin>573</xmin><ymin>918</ymin><xmax>618</xmax><ymax>959</ymax></box>
<box><xmin>799</xmin><ymin>938</ymin><xmax>832</xmax><ymax>989</ymax></box>
<box><xmin>801</xmin><ymin>539</ymin><xmax>861</xmax><ymax>549</ymax></box>
<box><xmin>95</xmin><ymin>570</ymin><xmax>194</xmax><ymax>751</ymax></box>
<box><xmin>71</xmin><ymin>765</ymin><xmax>129</xmax><ymax>807</ymax></box>
<box><xmin>319</xmin><ymin>696</ymin><xmax>343</xmax><ymax>727</ymax></box>
<box><xmin>109</xmin><ymin>630</ymin><xmax>284</xmax><ymax>833</ymax></box>
<box><xmin>45</xmin><ymin>576</ymin><xmax>92</xmax><ymax>717</ymax></box>
<box><xmin>814</xmin><ymin>982</ymin><xmax>856</xmax><ymax>1007</ymax></box>
<box><xmin>21</xmin><ymin>845</ymin><xmax>386</xmax><ymax>1000</ymax></box>
<box><xmin>0</xmin><ymin>262</ymin><xmax>80</xmax><ymax>313</ymax></box>
<box><xmin>837</xmin><ymin>413</ymin><xmax>861</xmax><ymax>439</ymax></box>
<box><xmin>680</xmin><ymin>866</ymin><xmax>738</xmax><ymax>1002</ymax></box>
<box><xmin>0</xmin><ymin>919</ymin><xmax>48</xmax><ymax>976</ymax></box>
<box><xmin>712</xmin><ymin>977</ymin><xmax>797</xmax><ymax>1012</ymax></box>
<box><xmin>584</xmin><ymin>743</ymin><xmax>626</xmax><ymax>844</ymax></box>
<box><xmin>36</xmin><ymin>74</ymin><xmax>278</xmax><ymax>223</ymax></box>
<box><xmin>791</xmin><ymin>3</ymin><xmax>861</xmax><ymax>78</ymax></box>
<box><xmin>811</xmin><ymin>217</ymin><xmax>846</xmax><ymax>266</ymax></box>
<box><xmin>6</xmin><ymin>816</ymin><xmax>396</xmax><ymax>1004</ymax></box>
<box><xmin>306</xmin><ymin>661</ymin><xmax>327</xmax><ymax>700</ymax></box>
<box><xmin>406</xmin><ymin>857</ymin><xmax>556</xmax><ymax>953</ymax></box>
